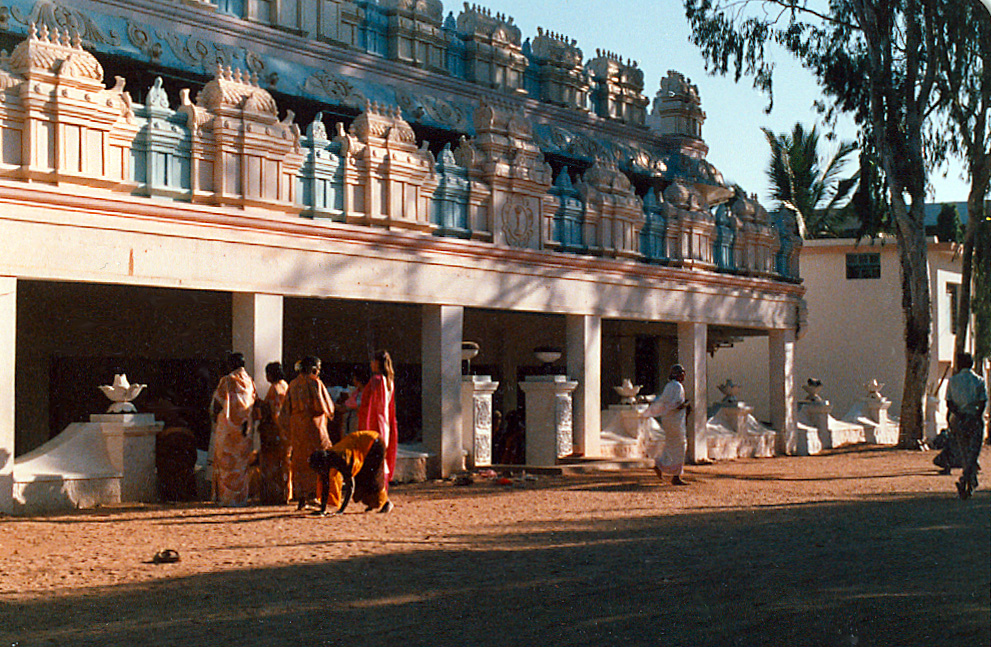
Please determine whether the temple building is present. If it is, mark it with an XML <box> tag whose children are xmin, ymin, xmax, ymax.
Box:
<box><xmin>0</xmin><ymin>0</ymin><xmax>805</xmax><ymax>513</ymax></box>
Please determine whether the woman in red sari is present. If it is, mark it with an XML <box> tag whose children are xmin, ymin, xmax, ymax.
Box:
<box><xmin>359</xmin><ymin>350</ymin><xmax>397</xmax><ymax>485</ymax></box>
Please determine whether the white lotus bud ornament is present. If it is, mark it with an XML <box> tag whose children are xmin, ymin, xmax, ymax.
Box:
<box><xmin>98</xmin><ymin>374</ymin><xmax>146</xmax><ymax>413</ymax></box>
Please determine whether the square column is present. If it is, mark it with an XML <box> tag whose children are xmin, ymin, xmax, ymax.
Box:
<box><xmin>769</xmin><ymin>328</ymin><xmax>797</xmax><ymax>454</ymax></box>
<box><xmin>677</xmin><ymin>322</ymin><xmax>708</xmax><ymax>463</ymax></box>
<box><xmin>422</xmin><ymin>305</ymin><xmax>464</xmax><ymax>478</ymax></box>
<box><xmin>232</xmin><ymin>293</ymin><xmax>284</xmax><ymax>386</ymax></box>
<box><xmin>567</xmin><ymin>314</ymin><xmax>601</xmax><ymax>457</ymax></box>
<box><xmin>0</xmin><ymin>277</ymin><xmax>14</xmax><ymax>514</ymax></box>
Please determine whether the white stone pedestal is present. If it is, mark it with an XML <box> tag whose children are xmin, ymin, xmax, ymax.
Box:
<box><xmin>702</xmin><ymin>402</ymin><xmax>777</xmax><ymax>459</ymax></box>
<box><xmin>599</xmin><ymin>403</ymin><xmax>661</xmax><ymax>459</ymax></box>
<box><xmin>12</xmin><ymin>413</ymin><xmax>163</xmax><ymax>513</ymax></box>
<box><xmin>92</xmin><ymin>413</ymin><xmax>162</xmax><ymax>503</ymax></box>
<box><xmin>520</xmin><ymin>375</ymin><xmax>578</xmax><ymax>466</ymax></box>
<box><xmin>798</xmin><ymin>400</ymin><xmax>865</xmax><ymax>450</ymax></box>
<box><xmin>461</xmin><ymin>375</ymin><xmax>499</xmax><ymax>468</ymax></box>
<box><xmin>844</xmin><ymin>397</ymin><xmax>898</xmax><ymax>445</ymax></box>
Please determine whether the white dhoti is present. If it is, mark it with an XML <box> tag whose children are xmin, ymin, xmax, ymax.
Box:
<box><xmin>644</xmin><ymin>380</ymin><xmax>687</xmax><ymax>476</ymax></box>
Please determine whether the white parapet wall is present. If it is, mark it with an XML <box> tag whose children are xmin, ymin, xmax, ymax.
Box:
<box><xmin>12</xmin><ymin>414</ymin><xmax>162</xmax><ymax>514</ymax></box>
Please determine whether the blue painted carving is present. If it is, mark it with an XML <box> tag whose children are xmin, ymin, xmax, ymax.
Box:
<box><xmin>432</xmin><ymin>144</ymin><xmax>471</xmax><ymax>238</ymax></box>
<box><xmin>443</xmin><ymin>12</ymin><xmax>467</xmax><ymax>79</ymax></box>
<box><xmin>548</xmin><ymin>167</ymin><xmax>584</xmax><ymax>252</ymax></box>
<box><xmin>640</xmin><ymin>188</ymin><xmax>667</xmax><ymax>263</ymax></box>
<box><xmin>773</xmin><ymin>208</ymin><xmax>800</xmax><ymax>279</ymax></box>
<box><xmin>522</xmin><ymin>38</ymin><xmax>541</xmax><ymax>97</ymax></box>
<box><xmin>713</xmin><ymin>202</ymin><xmax>737</xmax><ymax>271</ymax></box>
<box><xmin>132</xmin><ymin>77</ymin><xmax>191</xmax><ymax>198</ymax></box>
<box><xmin>216</xmin><ymin>0</ymin><xmax>245</xmax><ymax>18</ymax></box>
<box><xmin>299</xmin><ymin>112</ymin><xmax>345</xmax><ymax>220</ymax></box>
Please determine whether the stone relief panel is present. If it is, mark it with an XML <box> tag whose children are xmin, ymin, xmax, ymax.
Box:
<box><xmin>555</xmin><ymin>394</ymin><xmax>573</xmax><ymax>458</ymax></box>
<box><xmin>302</xmin><ymin>70</ymin><xmax>366</xmax><ymax>108</ymax></box>
<box><xmin>10</xmin><ymin>1</ymin><xmax>120</xmax><ymax>46</ymax></box>
<box><xmin>473</xmin><ymin>396</ymin><xmax>492</xmax><ymax>466</ymax></box>
<box><xmin>500</xmin><ymin>196</ymin><xmax>536</xmax><ymax>248</ymax></box>
<box><xmin>395</xmin><ymin>89</ymin><xmax>469</xmax><ymax>130</ymax></box>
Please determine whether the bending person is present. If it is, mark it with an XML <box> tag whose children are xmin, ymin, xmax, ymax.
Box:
<box><xmin>308</xmin><ymin>430</ymin><xmax>393</xmax><ymax>515</ymax></box>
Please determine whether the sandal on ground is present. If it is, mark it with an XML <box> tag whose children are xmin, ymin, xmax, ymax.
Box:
<box><xmin>378</xmin><ymin>501</ymin><xmax>394</xmax><ymax>514</ymax></box>
<box><xmin>152</xmin><ymin>549</ymin><xmax>181</xmax><ymax>564</ymax></box>
<box><xmin>671</xmin><ymin>475</ymin><xmax>688</xmax><ymax>486</ymax></box>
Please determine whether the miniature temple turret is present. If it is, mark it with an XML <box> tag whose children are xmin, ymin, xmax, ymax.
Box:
<box><xmin>1</xmin><ymin>23</ymin><xmax>138</xmax><ymax>190</ymax></box>
<box><xmin>640</xmin><ymin>187</ymin><xmax>668</xmax><ymax>263</ymax></box>
<box><xmin>585</xmin><ymin>50</ymin><xmax>648</xmax><ymax>125</ymax></box>
<box><xmin>382</xmin><ymin>0</ymin><xmax>447</xmax><ymax>73</ymax></box>
<box><xmin>547</xmin><ymin>166</ymin><xmax>585</xmax><ymax>252</ymax></box>
<box><xmin>662</xmin><ymin>180</ymin><xmax>715</xmax><ymax>269</ymax></box>
<box><xmin>178</xmin><ymin>65</ymin><xmax>303</xmax><ymax>211</ymax></box>
<box><xmin>577</xmin><ymin>158</ymin><xmax>643</xmax><ymax>258</ymax></box>
<box><xmin>528</xmin><ymin>28</ymin><xmax>589</xmax><ymax>111</ymax></box>
<box><xmin>648</xmin><ymin>71</ymin><xmax>706</xmax><ymax>146</ymax></box>
<box><xmin>456</xmin><ymin>3</ymin><xmax>527</xmax><ymax>94</ymax></box>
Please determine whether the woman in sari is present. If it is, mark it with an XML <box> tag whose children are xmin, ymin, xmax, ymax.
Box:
<box><xmin>257</xmin><ymin>361</ymin><xmax>291</xmax><ymax>504</ymax></box>
<box><xmin>210</xmin><ymin>352</ymin><xmax>258</xmax><ymax>506</ymax></box>
<box><xmin>282</xmin><ymin>355</ymin><xmax>335</xmax><ymax>510</ymax></box>
<box><xmin>359</xmin><ymin>350</ymin><xmax>398</xmax><ymax>486</ymax></box>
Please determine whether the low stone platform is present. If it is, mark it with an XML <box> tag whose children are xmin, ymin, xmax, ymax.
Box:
<box><xmin>491</xmin><ymin>457</ymin><xmax>655</xmax><ymax>476</ymax></box>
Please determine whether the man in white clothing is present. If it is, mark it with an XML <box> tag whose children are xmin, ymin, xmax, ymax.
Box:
<box><xmin>642</xmin><ymin>364</ymin><xmax>692</xmax><ymax>485</ymax></box>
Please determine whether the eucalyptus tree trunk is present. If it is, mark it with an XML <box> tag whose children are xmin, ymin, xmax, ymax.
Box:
<box><xmin>853</xmin><ymin>0</ymin><xmax>936</xmax><ymax>446</ymax></box>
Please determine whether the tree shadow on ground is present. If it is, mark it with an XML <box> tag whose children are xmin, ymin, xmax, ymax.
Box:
<box><xmin>0</xmin><ymin>493</ymin><xmax>987</xmax><ymax>647</ymax></box>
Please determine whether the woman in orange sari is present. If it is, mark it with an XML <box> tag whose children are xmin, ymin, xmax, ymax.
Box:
<box><xmin>257</xmin><ymin>361</ymin><xmax>290</xmax><ymax>504</ymax></box>
<box><xmin>282</xmin><ymin>356</ymin><xmax>335</xmax><ymax>510</ymax></box>
<box><xmin>359</xmin><ymin>350</ymin><xmax>398</xmax><ymax>486</ymax></box>
<box><xmin>210</xmin><ymin>352</ymin><xmax>257</xmax><ymax>507</ymax></box>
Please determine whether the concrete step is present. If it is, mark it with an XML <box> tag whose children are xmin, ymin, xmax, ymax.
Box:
<box><xmin>490</xmin><ymin>457</ymin><xmax>654</xmax><ymax>476</ymax></box>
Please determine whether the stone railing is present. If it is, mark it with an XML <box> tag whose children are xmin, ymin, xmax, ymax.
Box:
<box><xmin>0</xmin><ymin>26</ymin><xmax>801</xmax><ymax>281</ymax></box>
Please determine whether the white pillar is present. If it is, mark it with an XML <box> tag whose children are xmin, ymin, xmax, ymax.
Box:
<box><xmin>677</xmin><ymin>321</ymin><xmax>708</xmax><ymax>463</ymax></box>
<box><xmin>769</xmin><ymin>328</ymin><xmax>797</xmax><ymax>454</ymax></box>
<box><xmin>567</xmin><ymin>314</ymin><xmax>601</xmax><ymax>457</ymax></box>
<box><xmin>520</xmin><ymin>376</ymin><xmax>578</xmax><ymax>465</ymax></box>
<box><xmin>232</xmin><ymin>293</ymin><xmax>284</xmax><ymax>386</ymax></box>
<box><xmin>461</xmin><ymin>375</ymin><xmax>499</xmax><ymax>468</ymax></box>
<box><xmin>422</xmin><ymin>305</ymin><xmax>464</xmax><ymax>478</ymax></box>
<box><xmin>0</xmin><ymin>277</ymin><xmax>15</xmax><ymax>514</ymax></box>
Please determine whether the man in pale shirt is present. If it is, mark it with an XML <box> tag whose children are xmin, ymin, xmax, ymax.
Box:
<box><xmin>641</xmin><ymin>364</ymin><xmax>692</xmax><ymax>486</ymax></box>
<box><xmin>946</xmin><ymin>353</ymin><xmax>987</xmax><ymax>500</ymax></box>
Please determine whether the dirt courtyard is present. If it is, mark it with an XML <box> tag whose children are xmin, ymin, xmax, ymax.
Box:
<box><xmin>1</xmin><ymin>446</ymin><xmax>988</xmax><ymax>647</ymax></box>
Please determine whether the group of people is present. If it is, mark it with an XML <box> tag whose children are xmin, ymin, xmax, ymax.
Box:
<box><xmin>641</xmin><ymin>354</ymin><xmax>987</xmax><ymax>497</ymax></box>
<box><xmin>209</xmin><ymin>349</ymin><xmax>398</xmax><ymax>513</ymax></box>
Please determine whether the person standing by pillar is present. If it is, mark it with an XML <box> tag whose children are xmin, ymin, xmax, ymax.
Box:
<box><xmin>641</xmin><ymin>364</ymin><xmax>691</xmax><ymax>486</ymax></box>
<box><xmin>359</xmin><ymin>350</ymin><xmax>398</xmax><ymax>487</ymax></box>
<box><xmin>257</xmin><ymin>361</ymin><xmax>291</xmax><ymax>505</ymax></box>
<box><xmin>283</xmin><ymin>356</ymin><xmax>335</xmax><ymax>510</ymax></box>
<box><xmin>946</xmin><ymin>353</ymin><xmax>987</xmax><ymax>500</ymax></box>
<box><xmin>210</xmin><ymin>352</ymin><xmax>258</xmax><ymax>506</ymax></box>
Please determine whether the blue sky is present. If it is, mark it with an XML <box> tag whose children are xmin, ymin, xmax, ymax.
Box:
<box><xmin>493</xmin><ymin>0</ymin><xmax>970</xmax><ymax>206</ymax></box>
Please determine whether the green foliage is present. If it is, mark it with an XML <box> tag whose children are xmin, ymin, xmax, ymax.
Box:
<box><xmin>763</xmin><ymin>123</ymin><xmax>858</xmax><ymax>238</ymax></box>
<box><xmin>934</xmin><ymin>203</ymin><xmax>963</xmax><ymax>243</ymax></box>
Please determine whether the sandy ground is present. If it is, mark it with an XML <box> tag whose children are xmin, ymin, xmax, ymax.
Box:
<box><xmin>0</xmin><ymin>445</ymin><xmax>988</xmax><ymax>647</ymax></box>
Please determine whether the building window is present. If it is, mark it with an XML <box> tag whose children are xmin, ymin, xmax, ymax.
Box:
<box><xmin>846</xmin><ymin>252</ymin><xmax>881</xmax><ymax>279</ymax></box>
<box><xmin>948</xmin><ymin>283</ymin><xmax>960</xmax><ymax>335</ymax></box>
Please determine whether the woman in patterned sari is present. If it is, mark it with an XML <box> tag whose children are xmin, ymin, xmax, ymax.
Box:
<box><xmin>210</xmin><ymin>352</ymin><xmax>258</xmax><ymax>507</ymax></box>
<box><xmin>283</xmin><ymin>355</ymin><xmax>335</xmax><ymax>510</ymax></box>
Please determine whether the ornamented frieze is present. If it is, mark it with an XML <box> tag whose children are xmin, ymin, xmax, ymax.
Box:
<box><xmin>302</xmin><ymin>69</ymin><xmax>366</xmax><ymax>108</ymax></box>
<box><xmin>10</xmin><ymin>1</ymin><xmax>120</xmax><ymax>47</ymax></box>
<box><xmin>395</xmin><ymin>89</ymin><xmax>469</xmax><ymax>130</ymax></box>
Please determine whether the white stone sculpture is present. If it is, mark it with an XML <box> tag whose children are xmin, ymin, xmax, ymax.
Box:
<box><xmin>98</xmin><ymin>374</ymin><xmax>146</xmax><ymax>413</ymax></box>
<box><xmin>701</xmin><ymin>381</ymin><xmax>775</xmax><ymax>459</ymax></box>
<box><xmin>796</xmin><ymin>378</ymin><xmax>865</xmax><ymax>453</ymax></box>
<box><xmin>842</xmin><ymin>379</ymin><xmax>898</xmax><ymax>445</ymax></box>
<box><xmin>613</xmin><ymin>378</ymin><xmax>641</xmax><ymax>404</ymax></box>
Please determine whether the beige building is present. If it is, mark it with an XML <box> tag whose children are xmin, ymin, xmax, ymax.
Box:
<box><xmin>713</xmin><ymin>236</ymin><xmax>975</xmax><ymax>426</ymax></box>
<box><xmin>0</xmin><ymin>0</ymin><xmax>806</xmax><ymax>513</ymax></box>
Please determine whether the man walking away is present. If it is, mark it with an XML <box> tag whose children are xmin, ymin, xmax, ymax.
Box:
<box><xmin>641</xmin><ymin>364</ymin><xmax>692</xmax><ymax>486</ymax></box>
<box><xmin>946</xmin><ymin>353</ymin><xmax>987</xmax><ymax>500</ymax></box>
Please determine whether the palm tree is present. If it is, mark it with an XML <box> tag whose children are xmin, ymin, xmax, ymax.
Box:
<box><xmin>762</xmin><ymin>123</ymin><xmax>859</xmax><ymax>238</ymax></box>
